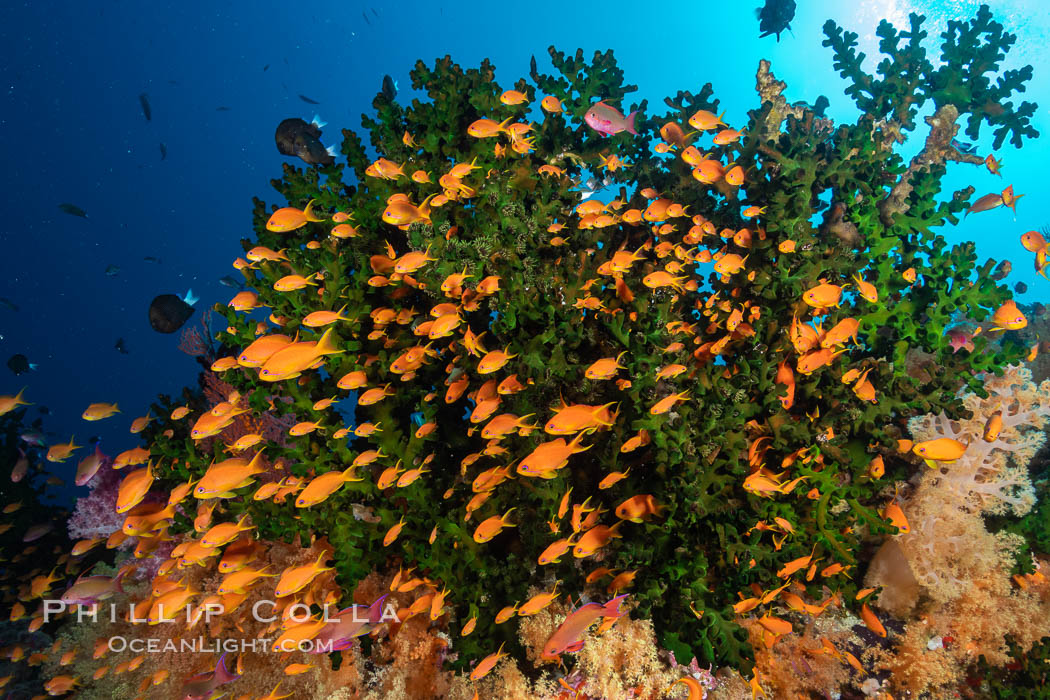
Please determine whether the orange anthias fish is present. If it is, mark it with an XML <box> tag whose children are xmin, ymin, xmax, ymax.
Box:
<box><xmin>82</xmin><ymin>402</ymin><xmax>120</xmax><ymax>421</ymax></box>
<box><xmin>296</xmin><ymin>467</ymin><xmax>361</xmax><ymax>508</ymax></box>
<box><xmin>0</xmin><ymin>388</ymin><xmax>31</xmax><ymax>416</ymax></box>
<box><xmin>802</xmin><ymin>282</ymin><xmax>845</xmax><ymax>308</ymax></box>
<box><xmin>541</xmin><ymin>594</ymin><xmax>628</xmax><ymax>660</ymax></box>
<box><xmin>473</xmin><ymin>508</ymin><xmax>517</xmax><ymax>543</ymax></box>
<box><xmin>614</xmin><ymin>495</ymin><xmax>664</xmax><ymax>523</ymax></box>
<box><xmin>470</xmin><ymin>642</ymin><xmax>509</xmax><ymax>681</ymax></box>
<box><xmin>989</xmin><ymin>300</ymin><xmax>1027</xmax><ymax>332</ymax></box>
<box><xmin>116</xmin><ymin>464</ymin><xmax>154</xmax><ymax>513</ymax></box>
<box><xmin>274</xmin><ymin>552</ymin><xmax>333</xmax><ymax>597</ymax></box>
<box><xmin>266</xmin><ymin>199</ymin><xmax>324</xmax><ymax>232</ymax></box>
<box><xmin>912</xmin><ymin>437</ymin><xmax>967</xmax><ymax>466</ymax></box>
<box><xmin>195</xmin><ymin>451</ymin><xmax>267</xmax><ymax>499</ymax></box>
<box><xmin>540</xmin><ymin>96</ymin><xmax>563</xmax><ymax>113</ymax></box>
<box><xmin>258</xmin><ymin>327</ymin><xmax>344</xmax><ymax>382</ymax></box>
<box><xmin>46</xmin><ymin>435</ymin><xmax>82</xmax><ymax>463</ymax></box>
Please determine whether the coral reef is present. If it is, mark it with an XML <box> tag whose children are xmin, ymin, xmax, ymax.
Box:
<box><xmin>11</xmin><ymin>3</ymin><xmax>1048</xmax><ymax>699</ymax></box>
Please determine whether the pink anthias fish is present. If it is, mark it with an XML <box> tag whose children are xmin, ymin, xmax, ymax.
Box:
<box><xmin>946</xmin><ymin>325</ymin><xmax>976</xmax><ymax>353</ymax></box>
<box><xmin>181</xmin><ymin>652</ymin><xmax>241</xmax><ymax>700</ymax></box>
<box><xmin>541</xmin><ymin>594</ymin><xmax>628</xmax><ymax>660</ymax></box>
<box><xmin>60</xmin><ymin>567</ymin><xmax>129</xmax><ymax>606</ymax></box>
<box><xmin>75</xmin><ymin>443</ymin><xmax>107</xmax><ymax>486</ymax></box>
<box><xmin>10</xmin><ymin>448</ymin><xmax>28</xmax><ymax>482</ymax></box>
<box><xmin>23</xmin><ymin>523</ymin><xmax>53</xmax><ymax>543</ymax></box>
<box><xmin>585</xmin><ymin>101</ymin><xmax>638</xmax><ymax>136</ymax></box>
<box><xmin>311</xmin><ymin>594</ymin><xmax>390</xmax><ymax>652</ymax></box>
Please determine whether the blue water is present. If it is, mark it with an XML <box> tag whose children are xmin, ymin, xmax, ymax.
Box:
<box><xmin>1</xmin><ymin>0</ymin><xmax>1046</xmax><ymax>503</ymax></box>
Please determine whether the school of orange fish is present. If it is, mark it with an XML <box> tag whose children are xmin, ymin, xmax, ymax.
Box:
<box><xmin>0</xmin><ymin>86</ymin><xmax>1039</xmax><ymax>700</ymax></box>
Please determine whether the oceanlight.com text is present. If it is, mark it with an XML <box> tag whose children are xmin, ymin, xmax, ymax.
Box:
<box><xmin>105</xmin><ymin>636</ymin><xmax>334</xmax><ymax>654</ymax></box>
<box><xmin>43</xmin><ymin>599</ymin><xmax>400</xmax><ymax>626</ymax></box>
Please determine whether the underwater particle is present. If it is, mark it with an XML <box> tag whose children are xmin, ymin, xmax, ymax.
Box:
<box><xmin>275</xmin><ymin>117</ymin><xmax>336</xmax><ymax>166</ymax></box>
<box><xmin>58</xmin><ymin>203</ymin><xmax>88</xmax><ymax>218</ymax></box>
<box><xmin>1015</xmin><ymin>281</ymin><xmax>1027</xmax><ymax>294</ymax></box>
<box><xmin>297</xmin><ymin>94</ymin><xmax>320</xmax><ymax>105</ymax></box>
<box><xmin>7</xmin><ymin>354</ymin><xmax>36</xmax><ymax>376</ymax></box>
<box><xmin>159</xmin><ymin>142</ymin><xmax>167</xmax><ymax>160</ymax></box>
<box><xmin>382</xmin><ymin>74</ymin><xmax>396</xmax><ymax>101</ymax></box>
<box><xmin>115</xmin><ymin>338</ymin><xmax>129</xmax><ymax>354</ymax></box>
<box><xmin>138</xmin><ymin>92</ymin><xmax>152</xmax><ymax>121</ymax></box>
<box><xmin>149</xmin><ymin>290</ymin><xmax>197</xmax><ymax>334</ymax></box>
<box><xmin>105</xmin><ymin>264</ymin><xmax>120</xmax><ymax>277</ymax></box>
<box><xmin>755</xmin><ymin>0</ymin><xmax>796</xmax><ymax>41</ymax></box>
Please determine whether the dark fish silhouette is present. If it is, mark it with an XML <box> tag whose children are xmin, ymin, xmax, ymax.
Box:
<box><xmin>1015</xmin><ymin>281</ymin><xmax>1028</xmax><ymax>294</ymax></box>
<box><xmin>7</xmin><ymin>354</ymin><xmax>36</xmax><ymax>376</ymax></box>
<box><xmin>371</xmin><ymin>7</ymin><xmax>378</xmax><ymax>17</ymax></box>
<box><xmin>381</xmin><ymin>75</ymin><xmax>396</xmax><ymax>101</ymax></box>
<box><xmin>59</xmin><ymin>203</ymin><xmax>88</xmax><ymax>218</ymax></box>
<box><xmin>991</xmin><ymin>260</ymin><xmax>1012</xmax><ymax>280</ymax></box>
<box><xmin>139</xmin><ymin>92</ymin><xmax>152</xmax><ymax>121</ymax></box>
<box><xmin>755</xmin><ymin>0</ymin><xmax>796</xmax><ymax>41</ymax></box>
<box><xmin>105</xmin><ymin>265</ymin><xmax>120</xmax><ymax>277</ymax></box>
<box><xmin>0</xmin><ymin>297</ymin><xmax>17</xmax><ymax>312</ymax></box>
<box><xmin>275</xmin><ymin>117</ymin><xmax>336</xmax><ymax>166</ymax></box>
<box><xmin>298</xmin><ymin>94</ymin><xmax>320</xmax><ymax>105</ymax></box>
<box><xmin>149</xmin><ymin>290</ymin><xmax>197</xmax><ymax>334</ymax></box>
<box><xmin>159</xmin><ymin>142</ymin><xmax>167</xmax><ymax>160</ymax></box>
<box><xmin>530</xmin><ymin>55</ymin><xmax>538</xmax><ymax>77</ymax></box>
<box><xmin>218</xmin><ymin>275</ymin><xmax>243</xmax><ymax>289</ymax></box>
<box><xmin>216</xmin><ymin>106</ymin><xmax>231</xmax><ymax>111</ymax></box>
<box><xmin>144</xmin><ymin>256</ymin><xmax>162</xmax><ymax>264</ymax></box>
<box><xmin>263</xmin><ymin>64</ymin><xmax>270</xmax><ymax>72</ymax></box>
<box><xmin>951</xmin><ymin>139</ymin><xmax>978</xmax><ymax>154</ymax></box>
<box><xmin>362</xmin><ymin>11</ymin><xmax>371</xmax><ymax>25</ymax></box>
<box><xmin>115</xmin><ymin>338</ymin><xmax>129</xmax><ymax>354</ymax></box>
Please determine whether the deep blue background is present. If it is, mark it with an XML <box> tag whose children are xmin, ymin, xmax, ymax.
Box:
<box><xmin>0</xmin><ymin>0</ymin><xmax>1046</xmax><ymax>504</ymax></box>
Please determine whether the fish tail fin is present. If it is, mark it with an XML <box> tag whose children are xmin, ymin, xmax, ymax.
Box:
<box><xmin>311</xmin><ymin>114</ymin><xmax>327</xmax><ymax>129</ymax></box>
<box><xmin>315</xmin><ymin>327</ymin><xmax>344</xmax><ymax>357</ymax></box>
<box><xmin>326</xmin><ymin>144</ymin><xmax>339</xmax><ymax>157</ymax></box>
<box><xmin>304</xmin><ymin>199</ymin><xmax>325</xmax><ymax>222</ymax></box>
<box><xmin>246</xmin><ymin>449</ymin><xmax>267</xmax><ymax>475</ymax></box>
<box><xmin>368</xmin><ymin>594</ymin><xmax>389</xmax><ymax>623</ymax></box>
<box><xmin>602</xmin><ymin>593</ymin><xmax>628</xmax><ymax>618</ymax></box>
<box><xmin>216</xmin><ymin>652</ymin><xmax>241</xmax><ymax>683</ymax></box>
<box><xmin>625</xmin><ymin>111</ymin><xmax>638</xmax><ymax>135</ymax></box>
<box><xmin>28</xmin><ymin>363</ymin><xmax>38</xmax><ymax>371</ymax></box>
<box><xmin>182</xmin><ymin>289</ymin><xmax>199</xmax><ymax>306</ymax></box>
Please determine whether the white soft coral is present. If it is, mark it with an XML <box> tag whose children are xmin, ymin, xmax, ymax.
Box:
<box><xmin>869</xmin><ymin>365</ymin><xmax>1050</xmax><ymax>607</ymax></box>
<box><xmin>906</xmin><ymin>364</ymin><xmax>1050</xmax><ymax>517</ymax></box>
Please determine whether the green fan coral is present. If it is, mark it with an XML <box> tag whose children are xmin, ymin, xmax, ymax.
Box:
<box><xmin>133</xmin><ymin>3</ymin><xmax>1036</xmax><ymax>682</ymax></box>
